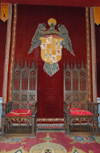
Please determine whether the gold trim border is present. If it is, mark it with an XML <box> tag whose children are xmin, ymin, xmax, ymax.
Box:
<box><xmin>2</xmin><ymin>4</ymin><xmax>12</xmax><ymax>103</ymax></box>
<box><xmin>8</xmin><ymin>4</ymin><xmax>17</xmax><ymax>101</ymax></box>
<box><xmin>90</xmin><ymin>7</ymin><xmax>97</xmax><ymax>102</ymax></box>
<box><xmin>86</xmin><ymin>7</ymin><xmax>92</xmax><ymax>101</ymax></box>
<box><xmin>37</xmin><ymin>118</ymin><xmax>64</xmax><ymax>122</ymax></box>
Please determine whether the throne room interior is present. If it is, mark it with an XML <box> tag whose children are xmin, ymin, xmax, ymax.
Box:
<box><xmin>0</xmin><ymin>1</ymin><xmax>100</xmax><ymax>153</ymax></box>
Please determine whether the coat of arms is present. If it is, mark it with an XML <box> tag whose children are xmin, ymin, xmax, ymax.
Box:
<box><xmin>28</xmin><ymin>18</ymin><xmax>75</xmax><ymax>76</ymax></box>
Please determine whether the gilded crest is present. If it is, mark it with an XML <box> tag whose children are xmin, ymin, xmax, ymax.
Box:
<box><xmin>40</xmin><ymin>35</ymin><xmax>63</xmax><ymax>64</ymax></box>
<box><xmin>28</xmin><ymin>18</ymin><xmax>75</xmax><ymax>76</ymax></box>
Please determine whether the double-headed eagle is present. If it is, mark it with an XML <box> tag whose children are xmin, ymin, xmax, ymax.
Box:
<box><xmin>28</xmin><ymin>18</ymin><xmax>75</xmax><ymax>76</ymax></box>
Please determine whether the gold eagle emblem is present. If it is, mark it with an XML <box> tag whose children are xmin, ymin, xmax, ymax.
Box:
<box><xmin>28</xmin><ymin>18</ymin><xmax>75</xmax><ymax>76</ymax></box>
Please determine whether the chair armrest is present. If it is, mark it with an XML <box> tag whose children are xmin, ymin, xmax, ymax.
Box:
<box><xmin>63</xmin><ymin>101</ymin><xmax>98</xmax><ymax>115</ymax></box>
<box><xmin>29</xmin><ymin>101</ymin><xmax>37</xmax><ymax>113</ymax></box>
<box><xmin>63</xmin><ymin>101</ymin><xmax>71</xmax><ymax>113</ymax></box>
<box><xmin>86</xmin><ymin>101</ymin><xmax>98</xmax><ymax>114</ymax></box>
<box><xmin>31</xmin><ymin>109</ymin><xmax>38</xmax><ymax>117</ymax></box>
<box><xmin>2</xmin><ymin>102</ymin><xmax>13</xmax><ymax>116</ymax></box>
<box><xmin>2</xmin><ymin>101</ymin><xmax>38</xmax><ymax>116</ymax></box>
<box><xmin>86</xmin><ymin>101</ymin><xmax>98</xmax><ymax>105</ymax></box>
<box><xmin>30</xmin><ymin>101</ymin><xmax>37</xmax><ymax>106</ymax></box>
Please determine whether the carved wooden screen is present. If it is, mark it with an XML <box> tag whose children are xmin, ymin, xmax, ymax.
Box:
<box><xmin>64</xmin><ymin>61</ymin><xmax>88</xmax><ymax>103</ymax></box>
<box><xmin>12</xmin><ymin>60</ymin><xmax>37</xmax><ymax>105</ymax></box>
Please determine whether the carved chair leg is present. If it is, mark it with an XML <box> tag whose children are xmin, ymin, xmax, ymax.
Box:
<box><xmin>31</xmin><ymin>125</ymin><xmax>36</xmax><ymax>138</ymax></box>
<box><xmin>95</xmin><ymin>117</ymin><xmax>99</xmax><ymax>135</ymax></box>
<box><xmin>1</xmin><ymin>124</ymin><xmax>4</xmax><ymax>133</ymax></box>
<box><xmin>66</xmin><ymin>117</ymin><xmax>70</xmax><ymax>135</ymax></box>
<box><xmin>1</xmin><ymin>118</ymin><xmax>5</xmax><ymax>133</ymax></box>
<box><xmin>31</xmin><ymin>118</ymin><xmax>36</xmax><ymax>138</ymax></box>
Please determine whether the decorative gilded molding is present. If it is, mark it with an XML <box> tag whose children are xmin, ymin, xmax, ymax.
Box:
<box><xmin>8</xmin><ymin>4</ymin><xmax>17</xmax><ymax>101</ymax></box>
<box><xmin>2</xmin><ymin>4</ymin><xmax>12</xmax><ymax>103</ymax></box>
<box><xmin>86</xmin><ymin>7</ymin><xmax>92</xmax><ymax>101</ymax></box>
<box><xmin>90</xmin><ymin>7</ymin><xmax>97</xmax><ymax>102</ymax></box>
<box><xmin>37</xmin><ymin>118</ymin><xmax>64</xmax><ymax>122</ymax></box>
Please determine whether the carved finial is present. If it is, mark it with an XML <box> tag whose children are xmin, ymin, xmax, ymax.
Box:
<box><xmin>74</xmin><ymin>60</ymin><xmax>77</xmax><ymax>68</ymax></box>
<box><xmin>24</xmin><ymin>59</ymin><xmax>27</xmax><ymax>68</ymax></box>
<box><xmin>21</xmin><ymin>59</ymin><xmax>23</xmax><ymax>68</ymax></box>
<box><xmin>78</xmin><ymin>60</ymin><xmax>80</xmax><ymax>69</ymax></box>
<box><xmin>16</xmin><ymin>59</ymin><xmax>20</xmax><ymax>68</ymax></box>
<box><xmin>85</xmin><ymin>60</ymin><xmax>87</xmax><ymax>69</ymax></box>
<box><xmin>32</xmin><ymin>60</ymin><xmax>35</xmax><ymax>69</ymax></box>
<box><xmin>29</xmin><ymin>60</ymin><xmax>30</xmax><ymax>68</ymax></box>
<box><xmin>81</xmin><ymin>60</ymin><xmax>84</xmax><ymax>68</ymax></box>
<box><xmin>64</xmin><ymin>60</ymin><xmax>65</xmax><ymax>69</ymax></box>
<box><xmin>36</xmin><ymin>62</ymin><xmax>38</xmax><ymax>69</ymax></box>
<box><xmin>67</xmin><ymin>60</ymin><xmax>70</xmax><ymax>69</ymax></box>
<box><xmin>71</xmin><ymin>60</ymin><xmax>73</xmax><ymax>69</ymax></box>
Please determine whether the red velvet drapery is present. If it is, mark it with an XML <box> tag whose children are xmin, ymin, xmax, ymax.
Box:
<box><xmin>0</xmin><ymin>20</ymin><xmax>7</xmax><ymax>97</ymax></box>
<box><xmin>7</xmin><ymin>5</ymin><xmax>87</xmax><ymax>119</ymax></box>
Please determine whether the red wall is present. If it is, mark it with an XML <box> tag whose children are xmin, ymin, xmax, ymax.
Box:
<box><xmin>95</xmin><ymin>24</ymin><xmax>100</xmax><ymax>97</ymax></box>
<box><xmin>12</xmin><ymin>5</ymin><xmax>86</xmax><ymax>118</ymax></box>
<box><xmin>0</xmin><ymin>20</ymin><xmax>7</xmax><ymax>97</ymax></box>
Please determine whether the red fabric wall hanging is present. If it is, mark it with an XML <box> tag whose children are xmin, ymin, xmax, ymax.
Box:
<box><xmin>0</xmin><ymin>20</ymin><xmax>7</xmax><ymax>97</ymax></box>
<box><xmin>6</xmin><ymin>5</ymin><xmax>93</xmax><ymax>121</ymax></box>
<box><xmin>95</xmin><ymin>24</ymin><xmax>100</xmax><ymax>97</ymax></box>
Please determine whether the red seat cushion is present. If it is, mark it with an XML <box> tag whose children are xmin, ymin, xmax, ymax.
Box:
<box><xmin>70</xmin><ymin>108</ymin><xmax>93</xmax><ymax>116</ymax></box>
<box><xmin>7</xmin><ymin>109</ymin><xmax>32</xmax><ymax>116</ymax></box>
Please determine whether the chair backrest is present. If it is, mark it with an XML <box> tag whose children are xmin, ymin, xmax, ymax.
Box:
<box><xmin>12</xmin><ymin>60</ymin><xmax>38</xmax><ymax>110</ymax></box>
<box><xmin>64</xmin><ymin>61</ymin><xmax>88</xmax><ymax>106</ymax></box>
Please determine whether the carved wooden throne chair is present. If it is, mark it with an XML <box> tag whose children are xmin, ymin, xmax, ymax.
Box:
<box><xmin>63</xmin><ymin>61</ymin><xmax>98</xmax><ymax>135</ymax></box>
<box><xmin>2</xmin><ymin>61</ymin><xmax>38</xmax><ymax>137</ymax></box>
